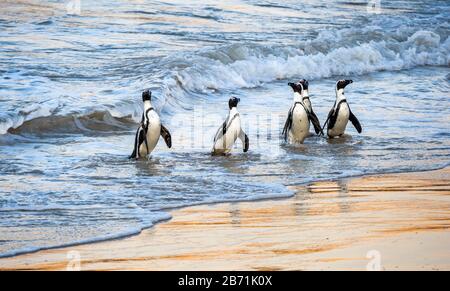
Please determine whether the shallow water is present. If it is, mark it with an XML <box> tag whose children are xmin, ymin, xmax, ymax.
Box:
<box><xmin>0</xmin><ymin>0</ymin><xmax>449</xmax><ymax>257</ymax></box>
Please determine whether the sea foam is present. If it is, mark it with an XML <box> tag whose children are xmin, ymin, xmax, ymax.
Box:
<box><xmin>1</xmin><ymin>28</ymin><xmax>448</xmax><ymax>136</ymax></box>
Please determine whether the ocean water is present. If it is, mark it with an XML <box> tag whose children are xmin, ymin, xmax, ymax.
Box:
<box><xmin>0</xmin><ymin>0</ymin><xmax>449</xmax><ymax>258</ymax></box>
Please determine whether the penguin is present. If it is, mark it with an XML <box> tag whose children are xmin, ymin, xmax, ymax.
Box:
<box><xmin>298</xmin><ymin>79</ymin><xmax>324</xmax><ymax>135</ymax></box>
<box><xmin>324</xmin><ymin>80</ymin><xmax>362</xmax><ymax>138</ymax></box>
<box><xmin>129</xmin><ymin>90</ymin><xmax>172</xmax><ymax>159</ymax></box>
<box><xmin>282</xmin><ymin>82</ymin><xmax>322</xmax><ymax>144</ymax></box>
<box><xmin>212</xmin><ymin>97</ymin><xmax>249</xmax><ymax>155</ymax></box>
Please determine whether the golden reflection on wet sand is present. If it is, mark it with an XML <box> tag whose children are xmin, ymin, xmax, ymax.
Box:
<box><xmin>0</xmin><ymin>168</ymin><xmax>449</xmax><ymax>270</ymax></box>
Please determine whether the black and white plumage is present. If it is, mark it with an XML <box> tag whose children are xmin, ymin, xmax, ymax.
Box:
<box><xmin>298</xmin><ymin>79</ymin><xmax>323</xmax><ymax>135</ymax></box>
<box><xmin>325</xmin><ymin>80</ymin><xmax>362</xmax><ymax>138</ymax></box>
<box><xmin>212</xmin><ymin>97</ymin><xmax>249</xmax><ymax>155</ymax></box>
<box><xmin>129</xmin><ymin>90</ymin><xmax>172</xmax><ymax>159</ymax></box>
<box><xmin>282</xmin><ymin>82</ymin><xmax>322</xmax><ymax>144</ymax></box>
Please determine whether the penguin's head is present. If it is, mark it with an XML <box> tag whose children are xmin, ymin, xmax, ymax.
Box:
<box><xmin>299</xmin><ymin>79</ymin><xmax>309</xmax><ymax>90</ymax></box>
<box><xmin>288</xmin><ymin>82</ymin><xmax>303</xmax><ymax>94</ymax></box>
<box><xmin>336</xmin><ymin>80</ymin><xmax>353</xmax><ymax>90</ymax></box>
<box><xmin>142</xmin><ymin>90</ymin><xmax>152</xmax><ymax>102</ymax></box>
<box><xmin>228</xmin><ymin>97</ymin><xmax>240</xmax><ymax>109</ymax></box>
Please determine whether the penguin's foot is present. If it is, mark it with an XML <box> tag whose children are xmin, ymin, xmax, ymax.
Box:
<box><xmin>211</xmin><ymin>150</ymin><xmax>231</xmax><ymax>157</ymax></box>
<box><xmin>129</xmin><ymin>154</ymin><xmax>150</xmax><ymax>161</ymax></box>
<box><xmin>285</xmin><ymin>139</ymin><xmax>306</xmax><ymax>147</ymax></box>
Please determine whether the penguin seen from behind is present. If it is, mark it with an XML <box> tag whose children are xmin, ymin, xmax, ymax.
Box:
<box><xmin>282</xmin><ymin>82</ymin><xmax>322</xmax><ymax>144</ymax></box>
<box><xmin>129</xmin><ymin>90</ymin><xmax>172</xmax><ymax>159</ymax></box>
<box><xmin>212</xmin><ymin>97</ymin><xmax>249</xmax><ymax>155</ymax></box>
<box><xmin>298</xmin><ymin>79</ymin><xmax>323</xmax><ymax>135</ymax></box>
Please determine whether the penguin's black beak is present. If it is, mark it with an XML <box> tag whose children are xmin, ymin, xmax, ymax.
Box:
<box><xmin>346</xmin><ymin>80</ymin><xmax>353</xmax><ymax>85</ymax></box>
<box><xmin>288</xmin><ymin>82</ymin><xmax>295</xmax><ymax>88</ymax></box>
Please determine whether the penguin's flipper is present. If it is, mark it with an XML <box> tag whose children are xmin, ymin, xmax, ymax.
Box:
<box><xmin>129</xmin><ymin>126</ymin><xmax>145</xmax><ymax>159</ymax></box>
<box><xmin>308</xmin><ymin>109</ymin><xmax>323</xmax><ymax>135</ymax></box>
<box><xmin>160</xmin><ymin>125</ymin><xmax>172</xmax><ymax>148</ymax></box>
<box><xmin>239</xmin><ymin>129</ymin><xmax>249</xmax><ymax>153</ymax></box>
<box><xmin>221</xmin><ymin>119</ymin><xmax>228</xmax><ymax>136</ymax></box>
<box><xmin>282</xmin><ymin>107</ymin><xmax>293</xmax><ymax>142</ymax></box>
<box><xmin>327</xmin><ymin>104</ymin><xmax>339</xmax><ymax>130</ymax></box>
<box><xmin>213</xmin><ymin>120</ymin><xmax>226</xmax><ymax>143</ymax></box>
<box><xmin>349</xmin><ymin>110</ymin><xmax>362</xmax><ymax>133</ymax></box>
<box><xmin>129</xmin><ymin>147</ymin><xmax>137</xmax><ymax>160</ymax></box>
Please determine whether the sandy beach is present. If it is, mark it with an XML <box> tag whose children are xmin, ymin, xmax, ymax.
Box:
<box><xmin>0</xmin><ymin>167</ymin><xmax>449</xmax><ymax>271</ymax></box>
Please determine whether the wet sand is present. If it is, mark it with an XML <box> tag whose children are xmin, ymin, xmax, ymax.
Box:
<box><xmin>1</xmin><ymin>168</ymin><xmax>449</xmax><ymax>271</ymax></box>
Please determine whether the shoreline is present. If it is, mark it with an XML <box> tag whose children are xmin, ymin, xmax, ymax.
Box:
<box><xmin>0</xmin><ymin>167</ymin><xmax>449</xmax><ymax>270</ymax></box>
<box><xmin>4</xmin><ymin>165</ymin><xmax>449</xmax><ymax>261</ymax></box>
<box><xmin>0</xmin><ymin>165</ymin><xmax>446</xmax><ymax>261</ymax></box>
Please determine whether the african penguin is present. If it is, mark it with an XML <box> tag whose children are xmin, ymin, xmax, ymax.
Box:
<box><xmin>129</xmin><ymin>90</ymin><xmax>172</xmax><ymax>159</ymax></box>
<box><xmin>298</xmin><ymin>79</ymin><xmax>324</xmax><ymax>135</ymax></box>
<box><xmin>282</xmin><ymin>82</ymin><xmax>322</xmax><ymax>144</ymax></box>
<box><xmin>325</xmin><ymin>80</ymin><xmax>362</xmax><ymax>138</ymax></box>
<box><xmin>212</xmin><ymin>97</ymin><xmax>249</xmax><ymax>155</ymax></box>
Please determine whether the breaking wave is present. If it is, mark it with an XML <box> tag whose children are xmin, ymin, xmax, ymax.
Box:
<box><xmin>1</xmin><ymin>27</ymin><xmax>449</xmax><ymax>136</ymax></box>
<box><xmin>6</xmin><ymin>111</ymin><xmax>136</xmax><ymax>136</ymax></box>
<box><xmin>164</xmin><ymin>29</ymin><xmax>449</xmax><ymax>98</ymax></box>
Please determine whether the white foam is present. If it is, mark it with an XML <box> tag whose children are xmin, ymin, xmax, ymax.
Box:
<box><xmin>0</xmin><ymin>100</ymin><xmax>60</xmax><ymax>135</ymax></box>
<box><xmin>0</xmin><ymin>211</ymin><xmax>172</xmax><ymax>259</ymax></box>
<box><xmin>1</xmin><ymin>28</ymin><xmax>448</xmax><ymax>135</ymax></box>
<box><xmin>167</xmin><ymin>30</ymin><xmax>449</xmax><ymax>97</ymax></box>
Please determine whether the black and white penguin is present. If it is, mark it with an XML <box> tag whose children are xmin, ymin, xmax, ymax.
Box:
<box><xmin>298</xmin><ymin>79</ymin><xmax>323</xmax><ymax>135</ymax></box>
<box><xmin>212</xmin><ymin>97</ymin><xmax>249</xmax><ymax>155</ymax></box>
<box><xmin>282</xmin><ymin>82</ymin><xmax>322</xmax><ymax>144</ymax></box>
<box><xmin>129</xmin><ymin>90</ymin><xmax>172</xmax><ymax>159</ymax></box>
<box><xmin>325</xmin><ymin>80</ymin><xmax>362</xmax><ymax>138</ymax></box>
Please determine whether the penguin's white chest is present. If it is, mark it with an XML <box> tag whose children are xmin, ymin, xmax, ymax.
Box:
<box><xmin>329</xmin><ymin>103</ymin><xmax>349</xmax><ymax>137</ymax></box>
<box><xmin>289</xmin><ymin>105</ymin><xmax>310</xmax><ymax>143</ymax></box>
<box><xmin>140</xmin><ymin>112</ymin><xmax>161</xmax><ymax>156</ymax></box>
<box><xmin>214</xmin><ymin>115</ymin><xmax>241</xmax><ymax>153</ymax></box>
